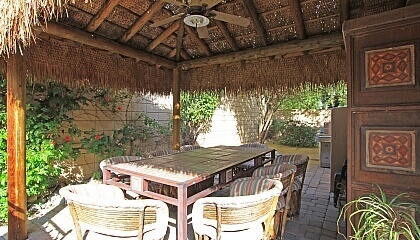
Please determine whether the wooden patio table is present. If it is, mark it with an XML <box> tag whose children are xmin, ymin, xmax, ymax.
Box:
<box><xmin>103</xmin><ymin>145</ymin><xmax>275</xmax><ymax>240</ymax></box>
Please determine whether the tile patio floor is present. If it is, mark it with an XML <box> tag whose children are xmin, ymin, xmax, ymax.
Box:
<box><xmin>0</xmin><ymin>159</ymin><xmax>346</xmax><ymax>240</ymax></box>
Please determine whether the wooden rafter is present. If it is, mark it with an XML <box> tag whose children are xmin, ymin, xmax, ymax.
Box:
<box><xmin>85</xmin><ymin>0</ymin><xmax>121</xmax><ymax>32</ymax></box>
<box><xmin>242</xmin><ymin>0</ymin><xmax>269</xmax><ymax>46</ymax></box>
<box><xmin>184</xmin><ymin>26</ymin><xmax>212</xmax><ymax>56</ymax></box>
<box><xmin>158</xmin><ymin>7</ymin><xmax>211</xmax><ymax>57</ymax></box>
<box><xmin>232</xmin><ymin>13</ymin><xmax>340</xmax><ymax>41</ymax></box>
<box><xmin>167</xmin><ymin>48</ymin><xmax>191</xmax><ymax>60</ymax></box>
<box><xmin>42</xmin><ymin>22</ymin><xmax>176</xmax><ymax>69</ymax></box>
<box><xmin>176</xmin><ymin>20</ymin><xmax>185</xmax><ymax>61</ymax></box>
<box><xmin>167</xmin><ymin>49</ymin><xmax>176</xmax><ymax>58</ymax></box>
<box><xmin>180</xmin><ymin>32</ymin><xmax>343</xmax><ymax>70</ymax></box>
<box><xmin>119</xmin><ymin>0</ymin><xmax>165</xmax><ymax>43</ymax></box>
<box><xmin>288</xmin><ymin>0</ymin><xmax>306</xmax><ymax>39</ymax></box>
<box><xmin>146</xmin><ymin>21</ymin><xmax>180</xmax><ymax>52</ymax></box>
<box><xmin>180</xmin><ymin>50</ymin><xmax>191</xmax><ymax>60</ymax></box>
<box><xmin>214</xmin><ymin>20</ymin><xmax>239</xmax><ymax>51</ymax></box>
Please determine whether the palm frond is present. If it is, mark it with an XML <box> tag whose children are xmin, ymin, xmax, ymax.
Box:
<box><xmin>0</xmin><ymin>0</ymin><xmax>88</xmax><ymax>56</ymax></box>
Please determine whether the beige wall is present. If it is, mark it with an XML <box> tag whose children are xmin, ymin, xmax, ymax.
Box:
<box><xmin>66</xmin><ymin>92</ymin><xmax>329</xmax><ymax>182</ymax></box>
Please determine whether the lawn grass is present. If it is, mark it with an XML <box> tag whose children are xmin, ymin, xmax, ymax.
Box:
<box><xmin>265</xmin><ymin>141</ymin><xmax>320</xmax><ymax>161</ymax></box>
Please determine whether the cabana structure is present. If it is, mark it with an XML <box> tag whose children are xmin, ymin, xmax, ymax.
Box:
<box><xmin>1</xmin><ymin>0</ymin><xmax>419</xmax><ymax>239</ymax></box>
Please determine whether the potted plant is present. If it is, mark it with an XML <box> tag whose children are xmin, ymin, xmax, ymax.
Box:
<box><xmin>337</xmin><ymin>184</ymin><xmax>420</xmax><ymax>240</ymax></box>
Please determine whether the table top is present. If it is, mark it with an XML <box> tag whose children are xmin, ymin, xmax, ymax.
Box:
<box><xmin>105</xmin><ymin>145</ymin><xmax>273</xmax><ymax>184</ymax></box>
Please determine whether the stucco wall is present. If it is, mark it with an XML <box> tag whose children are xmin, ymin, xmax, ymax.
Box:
<box><xmin>67</xmin><ymin>92</ymin><xmax>328</xmax><ymax>181</ymax></box>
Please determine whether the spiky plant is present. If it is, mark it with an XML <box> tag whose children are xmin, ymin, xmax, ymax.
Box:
<box><xmin>0</xmin><ymin>0</ymin><xmax>88</xmax><ymax>56</ymax></box>
<box><xmin>338</xmin><ymin>184</ymin><xmax>420</xmax><ymax>240</ymax></box>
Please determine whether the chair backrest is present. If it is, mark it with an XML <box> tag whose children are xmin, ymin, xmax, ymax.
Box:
<box><xmin>240</xmin><ymin>142</ymin><xmax>268</xmax><ymax>148</ymax></box>
<box><xmin>60</xmin><ymin>184</ymin><xmax>169</xmax><ymax>240</ymax></box>
<box><xmin>99</xmin><ymin>156</ymin><xmax>142</xmax><ymax>172</ymax></box>
<box><xmin>147</xmin><ymin>149</ymin><xmax>180</xmax><ymax>157</ymax></box>
<box><xmin>179</xmin><ymin>145</ymin><xmax>202</xmax><ymax>152</ymax></box>
<box><xmin>251</xmin><ymin>163</ymin><xmax>296</xmax><ymax>195</ymax></box>
<box><xmin>273</xmin><ymin>154</ymin><xmax>309</xmax><ymax>180</ymax></box>
<box><xmin>273</xmin><ymin>154</ymin><xmax>309</xmax><ymax>165</ymax></box>
<box><xmin>252</xmin><ymin>163</ymin><xmax>296</xmax><ymax>177</ymax></box>
<box><xmin>192</xmin><ymin>179</ymin><xmax>282</xmax><ymax>240</ymax></box>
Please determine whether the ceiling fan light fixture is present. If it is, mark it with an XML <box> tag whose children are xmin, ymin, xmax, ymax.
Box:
<box><xmin>183</xmin><ymin>15</ymin><xmax>210</xmax><ymax>27</ymax></box>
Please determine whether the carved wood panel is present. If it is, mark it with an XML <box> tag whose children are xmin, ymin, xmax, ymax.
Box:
<box><xmin>344</xmin><ymin>4</ymin><xmax>420</xmax><ymax>237</ymax></box>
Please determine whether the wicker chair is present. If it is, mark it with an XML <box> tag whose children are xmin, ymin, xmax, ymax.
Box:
<box><xmin>180</xmin><ymin>144</ymin><xmax>202</xmax><ymax>152</ymax></box>
<box><xmin>59</xmin><ymin>184</ymin><xmax>169</xmax><ymax>240</ymax></box>
<box><xmin>235</xmin><ymin>143</ymin><xmax>269</xmax><ymax>176</ymax></box>
<box><xmin>192</xmin><ymin>178</ymin><xmax>282</xmax><ymax>240</ymax></box>
<box><xmin>99</xmin><ymin>156</ymin><xmax>143</xmax><ymax>199</ymax></box>
<box><xmin>100</xmin><ymin>156</ymin><xmax>149</xmax><ymax>198</ymax></box>
<box><xmin>250</xmin><ymin>163</ymin><xmax>296</xmax><ymax>239</ymax></box>
<box><xmin>146</xmin><ymin>149</ymin><xmax>180</xmax><ymax>158</ymax></box>
<box><xmin>273</xmin><ymin>154</ymin><xmax>309</xmax><ymax>216</ymax></box>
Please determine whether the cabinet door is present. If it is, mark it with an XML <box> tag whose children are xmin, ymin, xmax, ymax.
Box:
<box><xmin>343</xmin><ymin>4</ymin><xmax>420</xmax><ymax>236</ymax></box>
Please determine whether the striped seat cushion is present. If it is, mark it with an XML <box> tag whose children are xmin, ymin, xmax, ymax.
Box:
<box><xmin>252</xmin><ymin>163</ymin><xmax>296</xmax><ymax>177</ymax></box>
<box><xmin>229</xmin><ymin>178</ymin><xmax>277</xmax><ymax>197</ymax></box>
<box><xmin>292</xmin><ymin>179</ymin><xmax>302</xmax><ymax>191</ymax></box>
<box><xmin>99</xmin><ymin>156</ymin><xmax>142</xmax><ymax>171</ymax></box>
<box><xmin>277</xmin><ymin>195</ymin><xmax>286</xmax><ymax>210</ymax></box>
<box><xmin>273</xmin><ymin>154</ymin><xmax>309</xmax><ymax>165</ymax></box>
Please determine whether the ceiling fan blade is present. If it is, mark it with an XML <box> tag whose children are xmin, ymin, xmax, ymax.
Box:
<box><xmin>150</xmin><ymin>13</ymin><xmax>184</xmax><ymax>27</ymax></box>
<box><xmin>210</xmin><ymin>10</ymin><xmax>251</xmax><ymax>27</ymax></box>
<box><xmin>197</xmin><ymin>26</ymin><xmax>209</xmax><ymax>38</ymax></box>
<box><xmin>201</xmin><ymin>0</ymin><xmax>223</xmax><ymax>9</ymax></box>
<box><xmin>162</xmin><ymin>0</ymin><xmax>187</xmax><ymax>7</ymax></box>
<box><xmin>189</xmin><ymin>0</ymin><xmax>201</xmax><ymax>6</ymax></box>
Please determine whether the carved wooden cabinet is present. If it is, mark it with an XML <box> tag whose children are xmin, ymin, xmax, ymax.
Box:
<box><xmin>343</xmin><ymin>4</ymin><xmax>420</xmax><ymax>236</ymax></box>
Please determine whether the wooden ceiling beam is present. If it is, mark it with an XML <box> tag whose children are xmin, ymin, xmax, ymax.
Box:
<box><xmin>176</xmin><ymin>21</ymin><xmax>185</xmax><ymax>61</ymax></box>
<box><xmin>289</xmin><ymin>0</ymin><xmax>306</xmax><ymax>39</ymax></box>
<box><xmin>180</xmin><ymin>32</ymin><xmax>343</xmax><ymax>70</ymax></box>
<box><xmin>180</xmin><ymin>50</ymin><xmax>191</xmax><ymax>60</ymax></box>
<box><xmin>242</xmin><ymin>0</ymin><xmax>269</xmax><ymax>46</ymax></box>
<box><xmin>42</xmin><ymin>22</ymin><xmax>176</xmax><ymax>69</ymax></box>
<box><xmin>119</xmin><ymin>0</ymin><xmax>165</xmax><ymax>43</ymax></box>
<box><xmin>167</xmin><ymin>49</ymin><xmax>177</xmax><ymax>58</ymax></box>
<box><xmin>146</xmin><ymin>21</ymin><xmax>180</xmax><ymax>52</ymax></box>
<box><xmin>167</xmin><ymin>48</ymin><xmax>191</xmax><ymax>60</ymax></box>
<box><xmin>85</xmin><ymin>0</ymin><xmax>121</xmax><ymax>32</ymax></box>
<box><xmin>184</xmin><ymin>26</ymin><xmax>212</xmax><ymax>56</ymax></box>
<box><xmin>214</xmin><ymin>20</ymin><xmax>239</xmax><ymax>51</ymax></box>
<box><xmin>260</xmin><ymin>0</ymin><xmax>327</xmax><ymax>17</ymax></box>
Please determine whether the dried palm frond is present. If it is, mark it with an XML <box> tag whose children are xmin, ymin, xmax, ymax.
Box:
<box><xmin>0</xmin><ymin>0</ymin><xmax>88</xmax><ymax>56</ymax></box>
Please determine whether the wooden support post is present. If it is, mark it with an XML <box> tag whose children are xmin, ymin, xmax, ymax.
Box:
<box><xmin>6</xmin><ymin>52</ymin><xmax>27</xmax><ymax>240</ymax></box>
<box><xmin>172</xmin><ymin>67</ymin><xmax>181</xmax><ymax>150</ymax></box>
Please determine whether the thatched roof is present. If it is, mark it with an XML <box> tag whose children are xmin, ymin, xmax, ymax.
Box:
<box><xmin>0</xmin><ymin>0</ymin><xmax>414</xmax><ymax>93</ymax></box>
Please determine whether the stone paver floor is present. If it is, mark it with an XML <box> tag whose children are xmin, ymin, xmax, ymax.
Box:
<box><xmin>0</xmin><ymin>159</ymin><xmax>346</xmax><ymax>240</ymax></box>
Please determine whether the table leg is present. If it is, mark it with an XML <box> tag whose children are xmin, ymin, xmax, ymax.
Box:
<box><xmin>177</xmin><ymin>184</ymin><xmax>188</xmax><ymax>240</ymax></box>
<box><xmin>271</xmin><ymin>150</ymin><xmax>275</xmax><ymax>163</ymax></box>
<box><xmin>102</xmin><ymin>169</ymin><xmax>111</xmax><ymax>183</ymax></box>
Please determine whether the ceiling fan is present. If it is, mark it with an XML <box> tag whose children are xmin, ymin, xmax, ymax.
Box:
<box><xmin>150</xmin><ymin>0</ymin><xmax>251</xmax><ymax>39</ymax></box>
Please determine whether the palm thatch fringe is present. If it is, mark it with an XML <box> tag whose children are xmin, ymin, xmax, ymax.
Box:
<box><xmin>181</xmin><ymin>50</ymin><xmax>346</xmax><ymax>94</ymax></box>
<box><xmin>0</xmin><ymin>37</ymin><xmax>172</xmax><ymax>94</ymax></box>
<box><xmin>0</xmin><ymin>0</ymin><xmax>85</xmax><ymax>56</ymax></box>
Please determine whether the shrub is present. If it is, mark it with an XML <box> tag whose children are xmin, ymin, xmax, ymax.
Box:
<box><xmin>279</xmin><ymin>80</ymin><xmax>347</xmax><ymax>112</ymax></box>
<box><xmin>180</xmin><ymin>91</ymin><xmax>219</xmax><ymax>145</ymax></box>
<box><xmin>276</xmin><ymin>119</ymin><xmax>318</xmax><ymax>148</ymax></box>
<box><xmin>0</xmin><ymin>77</ymin><xmax>169</xmax><ymax>223</ymax></box>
